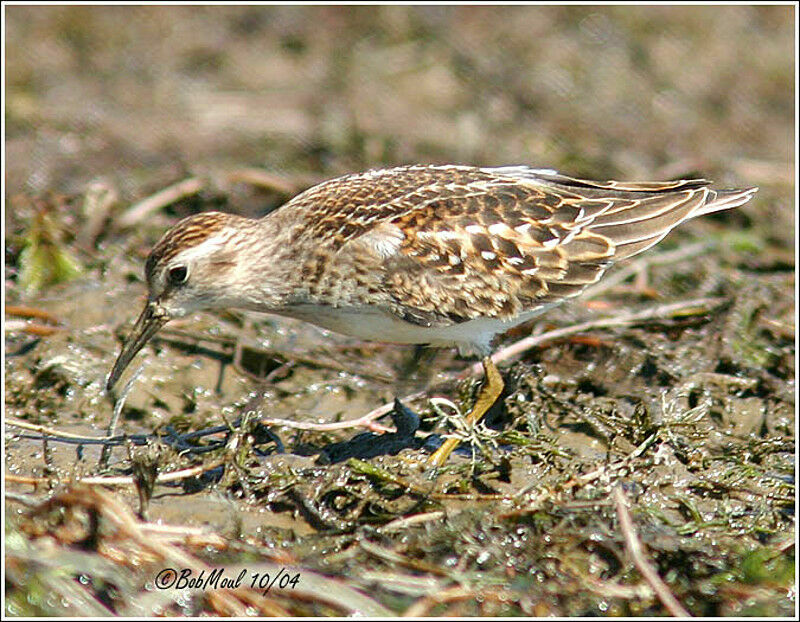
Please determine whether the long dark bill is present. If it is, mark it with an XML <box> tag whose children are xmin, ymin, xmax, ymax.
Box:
<box><xmin>106</xmin><ymin>302</ymin><xmax>170</xmax><ymax>391</ymax></box>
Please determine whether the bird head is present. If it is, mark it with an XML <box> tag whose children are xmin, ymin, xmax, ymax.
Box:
<box><xmin>106</xmin><ymin>212</ymin><xmax>249</xmax><ymax>391</ymax></box>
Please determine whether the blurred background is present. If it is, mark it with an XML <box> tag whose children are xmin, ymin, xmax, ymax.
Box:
<box><xmin>4</xmin><ymin>6</ymin><xmax>796</xmax><ymax>617</ymax></box>
<box><xmin>5</xmin><ymin>4</ymin><xmax>794</xmax><ymax>211</ymax></box>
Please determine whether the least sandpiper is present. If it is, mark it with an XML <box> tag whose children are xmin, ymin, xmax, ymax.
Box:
<box><xmin>106</xmin><ymin>165</ymin><xmax>757</xmax><ymax>465</ymax></box>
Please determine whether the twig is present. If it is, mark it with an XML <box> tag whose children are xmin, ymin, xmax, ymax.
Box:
<box><xmin>4</xmin><ymin>305</ymin><xmax>62</xmax><ymax>324</ymax></box>
<box><xmin>117</xmin><ymin>178</ymin><xmax>205</xmax><ymax>229</ymax></box>
<box><xmin>5</xmin><ymin>305</ymin><xmax>65</xmax><ymax>336</ymax></box>
<box><xmin>5</xmin><ymin>459</ymin><xmax>225</xmax><ymax>488</ymax></box>
<box><xmin>8</xmin><ymin>406</ymin><xmax>394</xmax><ymax>448</ymax></box>
<box><xmin>6</xmin><ymin>417</ymin><xmax>112</xmax><ymax>441</ymax></box>
<box><xmin>226</xmin><ymin>168</ymin><xmax>312</xmax><ymax>195</ymax></box>
<box><xmin>582</xmin><ymin>576</ymin><xmax>654</xmax><ymax>600</ymax></box>
<box><xmin>378</xmin><ymin>511</ymin><xmax>445</xmax><ymax>533</ymax></box>
<box><xmin>3</xmin><ymin>320</ymin><xmax>65</xmax><ymax>336</ymax></box>
<box><xmin>258</xmin><ymin>394</ymin><xmax>426</xmax><ymax>434</ymax></box>
<box><xmin>473</xmin><ymin>296</ymin><xmax>727</xmax><ymax>374</ymax></box>
<box><xmin>613</xmin><ymin>486</ymin><xmax>691</xmax><ymax>617</ymax></box>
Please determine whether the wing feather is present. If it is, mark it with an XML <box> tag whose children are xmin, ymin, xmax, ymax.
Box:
<box><xmin>277</xmin><ymin>165</ymin><xmax>754</xmax><ymax>324</ymax></box>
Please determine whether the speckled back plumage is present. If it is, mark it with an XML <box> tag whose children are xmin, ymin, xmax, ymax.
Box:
<box><xmin>264</xmin><ymin>165</ymin><xmax>755</xmax><ymax>326</ymax></box>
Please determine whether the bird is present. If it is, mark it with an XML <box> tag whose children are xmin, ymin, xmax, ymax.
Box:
<box><xmin>106</xmin><ymin>164</ymin><xmax>757</xmax><ymax>466</ymax></box>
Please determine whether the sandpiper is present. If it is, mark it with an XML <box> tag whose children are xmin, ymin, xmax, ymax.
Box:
<box><xmin>107</xmin><ymin>165</ymin><xmax>757</xmax><ymax>465</ymax></box>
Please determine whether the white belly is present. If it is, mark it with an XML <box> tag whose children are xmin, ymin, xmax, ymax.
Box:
<box><xmin>278</xmin><ymin>304</ymin><xmax>555</xmax><ymax>355</ymax></box>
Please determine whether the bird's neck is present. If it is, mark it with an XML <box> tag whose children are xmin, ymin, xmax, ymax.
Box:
<box><xmin>223</xmin><ymin>210</ymin><xmax>310</xmax><ymax>314</ymax></box>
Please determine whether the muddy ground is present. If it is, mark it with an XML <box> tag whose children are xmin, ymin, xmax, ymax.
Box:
<box><xmin>4</xmin><ymin>5</ymin><xmax>795</xmax><ymax>617</ymax></box>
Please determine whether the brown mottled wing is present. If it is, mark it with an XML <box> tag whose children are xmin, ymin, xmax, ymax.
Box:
<box><xmin>369</xmin><ymin>166</ymin><xmax>748</xmax><ymax>325</ymax></box>
<box><xmin>283</xmin><ymin>165</ymin><xmax>514</xmax><ymax>246</ymax></box>
<box><xmin>281</xmin><ymin>165</ymin><xmax>754</xmax><ymax>325</ymax></box>
<box><xmin>280</xmin><ymin>165</ymin><xmax>527</xmax><ymax>306</ymax></box>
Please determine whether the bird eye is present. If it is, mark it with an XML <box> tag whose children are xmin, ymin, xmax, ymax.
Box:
<box><xmin>167</xmin><ymin>265</ymin><xmax>188</xmax><ymax>286</ymax></box>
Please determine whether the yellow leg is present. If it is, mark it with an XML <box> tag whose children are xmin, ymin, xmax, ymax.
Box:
<box><xmin>427</xmin><ymin>356</ymin><xmax>504</xmax><ymax>467</ymax></box>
